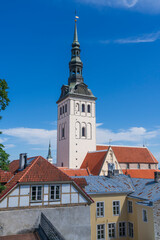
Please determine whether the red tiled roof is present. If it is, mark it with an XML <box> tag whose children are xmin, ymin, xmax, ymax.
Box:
<box><xmin>59</xmin><ymin>167</ymin><xmax>90</xmax><ymax>176</ymax></box>
<box><xmin>122</xmin><ymin>169</ymin><xmax>160</xmax><ymax>179</ymax></box>
<box><xmin>0</xmin><ymin>156</ymin><xmax>72</xmax><ymax>200</ymax></box>
<box><xmin>96</xmin><ymin>145</ymin><xmax>158</xmax><ymax>164</ymax></box>
<box><xmin>73</xmin><ymin>178</ymin><xmax>88</xmax><ymax>188</ymax></box>
<box><xmin>0</xmin><ymin>169</ymin><xmax>13</xmax><ymax>183</ymax></box>
<box><xmin>9</xmin><ymin>157</ymin><xmax>40</xmax><ymax>174</ymax></box>
<box><xmin>80</xmin><ymin>151</ymin><xmax>107</xmax><ymax>175</ymax></box>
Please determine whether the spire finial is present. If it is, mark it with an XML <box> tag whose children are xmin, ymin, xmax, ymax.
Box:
<box><xmin>74</xmin><ymin>12</ymin><xmax>79</xmax><ymax>43</ymax></box>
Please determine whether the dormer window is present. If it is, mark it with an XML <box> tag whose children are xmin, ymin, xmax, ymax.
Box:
<box><xmin>31</xmin><ymin>186</ymin><xmax>42</xmax><ymax>201</ymax></box>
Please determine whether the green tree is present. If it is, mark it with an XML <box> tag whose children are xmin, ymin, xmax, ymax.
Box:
<box><xmin>0</xmin><ymin>79</ymin><xmax>10</xmax><ymax>174</ymax></box>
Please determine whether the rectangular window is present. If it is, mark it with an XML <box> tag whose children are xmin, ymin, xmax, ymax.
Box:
<box><xmin>63</xmin><ymin>106</ymin><xmax>64</xmax><ymax>114</ymax></box>
<box><xmin>119</xmin><ymin>222</ymin><xmax>126</xmax><ymax>237</ymax></box>
<box><xmin>113</xmin><ymin>201</ymin><xmax>120</xmax><ymax>215</ymax></box>
<box><xmin>50</xmin><ymin>185</ymin><xmax>60</xmax><ymax>201</ymax></box>
<box><xmin>97</xmin><ymin>224</ymin><xmax>105</xmax><ymax>240</ymax></box>
<box><xmin>128</xmin><ymin>200</ymin><xmax>133</xmax><ymax>213</ymax></box>
<box><xmin>127</xmin><ymin>163</ymin><xmax>129</xmax><ymax>169</ymax></box>
<box><xmin>128</xmin><ymin>222</ymin><xmax>134</xmax><ymax>238</ymax></box>
<box><xmin>96</xmin><ymin>202</ymin><xmax>104</xmax><ymax>217</ymax></box>
<box><xmin>31</xmin><ymin>186</ymin><xmax>42</xmax><ymax>201</ymax></box>
<box><xmin>142</xmin><ymin>209</ymin><xmax>148</xmax><ymax>222</ymax></box>
<box><xmin>65</xmin><ymin>104</ymin><xmax>67</xmax><ymax>113</ymax></box>
<box><xmin>108</xmin><ymin>223</ymin><xmax>116</xmax><ymax>238</ymax></box>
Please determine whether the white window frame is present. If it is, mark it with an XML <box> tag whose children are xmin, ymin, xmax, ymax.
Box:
<box><xmin>96</xmin><ymin>201</ymin><xmax>105</xmax><ymax>218</ymax></box>
<box><xmin>31</xmin><ymin>185</ymin><xmax>42</xmax><ymax>202</ymax></box>
<box><xmin>97</xmin><ymin>224</ymin><xmax>105</xmax><ymax>240</ymax></box>
<box><xmin>128</xmin><ymin>200</ymin><xmax>133</xmax><ymax>213</ymax></box>
<box><xmin>112</xmin><ymin>200</ymin><xmax>120</xmax><ymax>216</ymax></box>
<box><xmin>108</xmin><ymin>222</ymin><xmax>116</xmax><ymax>239</ymax></box>
<box><xmin>142</xmin><ymin>209</ymin><xmax>148</xmax><ymax>222</ymax></box>
<box><xmin>118</xmin><ymin>222</ymin><xmax>126</xmax><ymax>237</ymax></box>
<box><xmin>50</xmin><ymin>185</ymin><xmax>61</xmax><ymax>201</ymax></box>
<box><xmin>128</xmin><ymin>222</ymin><xmax>134</xmax><ymax>238</ymax></box>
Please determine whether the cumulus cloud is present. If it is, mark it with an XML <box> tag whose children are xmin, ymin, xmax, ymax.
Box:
<box><xmin>1</xmin><ymin>127</ymin><xmax>57</xmax><ymax>146</ymax></box>
<box><xmin>96</xmin><ymin>125</ymin><xmax>160</xmax><ymax>144</ymax></box>
<box><xmin>76</xmin><ymin>0</ymin><xmax>160</xmax><ymax>13</ymax></box>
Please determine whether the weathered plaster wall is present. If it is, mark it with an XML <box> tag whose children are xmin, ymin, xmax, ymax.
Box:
<box><xmin>153</xmin><ymin>200</ymin><xmax>160</xmax><ymax>240</ymax></box>
<box><xmin>0</xmin><ymin>205</ymin><xmax>91</xmax><ymax>240</ymax></box>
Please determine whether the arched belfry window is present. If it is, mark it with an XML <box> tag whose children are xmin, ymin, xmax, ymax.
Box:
<box><xmin>82</xmin><ymin>104</ymin><xmax>85</xmax><ymax>112</ymax></box>
<box><xmin>87</xmin><ymin>105</ymin><xmax>91</xmax><ymax>113</ymax></box>
<box><xmin>82</xmin><ymin>127</ymin><xmax>85</xmax><ymax>137</ymax></box>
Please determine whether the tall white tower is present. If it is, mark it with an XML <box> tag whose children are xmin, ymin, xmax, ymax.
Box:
<box><xmin>56</xmin><ymin>19</ymin><xmax>96</xmax><ymax>169</ymax></box>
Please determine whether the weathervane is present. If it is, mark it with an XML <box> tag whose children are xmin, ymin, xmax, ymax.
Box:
<box><xmin>75</xmin><ymin>10</ymin><xmax>79</xmax><ymax>22</ymax></box>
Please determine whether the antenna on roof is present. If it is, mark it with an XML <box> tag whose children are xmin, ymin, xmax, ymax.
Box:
<box><xmin>109</xmin><ymin>139</ymin><xmax>112</xmax><ymax>145</ymax></box>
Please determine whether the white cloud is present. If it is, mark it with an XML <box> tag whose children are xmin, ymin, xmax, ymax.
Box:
<box><xmin>100</xmin><ymin>31</ymin><xmax>160</xmax><ymax>45</ymax></box>
<box><xmin>77</xmin><ymin>0</ymin><xmax>160</xmax><ymax>13</ymax></box>
<box><xmin>115</xmin><ymin>31</ymin><xmax>160</xmax><ymax>44</ymax></box>
<box><xmin>1</xmin><ymin>127</ymin><xmax>57</xmax><ymax>146</ymax></box>
<box><xmin>96</xmin><ymin>126</ymin><xmax>160</xmax><ymax>144</ymax></box>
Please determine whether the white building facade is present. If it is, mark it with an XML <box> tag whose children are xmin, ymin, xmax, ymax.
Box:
<box><xmin>57</xmin><ymin>20</ymin><xmax>96</xmax><ymax>169</ymax></box>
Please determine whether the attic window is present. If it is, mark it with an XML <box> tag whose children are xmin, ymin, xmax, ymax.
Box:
<box><xmin>137</xmin><ymin>163</ymin><xmax>140</xmax><ymax>169</ymax></box>
<box><xmin>50</xmin><ymin>185</ymin><xmax>60</xmax><ymax>201</ymax></box>
<box><xmin>148</xmin><ymin>164</ymin><xmax>151</xmax><ymax>169</ymax></box>
<box><xmin>31</xmin><ymin>186</ymin><xmax>42</xmax><ymax>201</ymax></box>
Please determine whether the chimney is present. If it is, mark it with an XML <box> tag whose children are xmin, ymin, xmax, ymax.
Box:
<box><xmin>113</xmin><ymin>169</ymin><xmax>119</xmax><ymax>176</ymax></box>
<box><xmin>154</xmin><ymin>171</ymin><xmax>160</xmax><ymax>183</ymax></box>
<box><xmin>19</xmin><ymin>153</ymin><xmax>27</xmax><ymax>170</ymax></box>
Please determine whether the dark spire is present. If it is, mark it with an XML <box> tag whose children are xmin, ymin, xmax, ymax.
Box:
<box><xmin>47</xmin><ymin>141</ymin><xmax>52</xmax><ymax>163</ymax></box>
<box><xmin>68</xmin><ymin>18</ymin><xmax>83</xmax><ymax>86</ymax></box>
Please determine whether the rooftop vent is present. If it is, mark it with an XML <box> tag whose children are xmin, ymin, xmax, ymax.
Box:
<box><xmin>154</xmin><ymin>171</ymin><xmax>160</xmax><ymax>183</ymax></box>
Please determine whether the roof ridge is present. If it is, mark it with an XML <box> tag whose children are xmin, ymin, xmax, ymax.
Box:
<box><xmin>18</xmin><ymin>156</ymin><xmax>40</xmax><ymax>183</ymax></box>
<box><xmin>97</xmin><ymin>145</ymin><xmax>147</xmax><ymax>149</ymax></box>
<box><xmin>146</xmin><ymin>148</ymin><xmax>157</xmax><ymax>163</ymax></box>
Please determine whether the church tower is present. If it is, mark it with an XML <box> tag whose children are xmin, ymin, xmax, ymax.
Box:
<box><xmin>56</xmin><ymin>19</ymin><xmax>96</xmax><ymax>169</ymax></box>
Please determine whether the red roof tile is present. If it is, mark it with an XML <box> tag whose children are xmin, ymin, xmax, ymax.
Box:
<box><xmin>59</xmin><ymin>168</ymin><xmax>90</xmax><ymax>176</ymax></box>
<box><xmin>73</xmin><ymin>178</ymin><xmax>88</xmax><ymax>188</ymax></box>
<box><xmin>0</xmin><ymin>156</ymin><xmax>72</xmax><ymax>200</ymax></box>
<box><xmin>80</xmin><ymin>151</ymin><xmax>107</xmax><ymax>175</ymax></box>
<box><xmin>122</xmin><ymin>169</ymin><xmax>160</xmax><ymax>179</ymax></box>
<box><xmin>96</xmin><ymin>145</ymin><xmax>158</xmax><ymax>164</ymax></box>
<box><xmin>0</xmin><ymin>169</ymin><xmax>13</xmax><ymax>183</ymax></box>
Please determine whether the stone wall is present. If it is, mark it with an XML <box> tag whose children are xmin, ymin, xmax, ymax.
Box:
<box><xmin>0</xmin><ymin>205</ymin><xmax>91</xmax><ymax>240</ymax></box>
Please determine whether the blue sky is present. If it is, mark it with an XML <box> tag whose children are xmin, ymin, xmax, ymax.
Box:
<box><xmin>0</xmin><ymin>0</ymin><xmax>160</xmax><ymax>163</ymax></box>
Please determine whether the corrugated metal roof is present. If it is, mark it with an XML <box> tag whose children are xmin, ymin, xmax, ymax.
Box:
<box><xmin>73</xmin><ymin>175</ymin><xmax>134</xmax><ymax>195</ymax></box>
<box><xmin>129</xmin><ymin>178</ymin><xmax>160</xmax><ymax>202</ymax></box>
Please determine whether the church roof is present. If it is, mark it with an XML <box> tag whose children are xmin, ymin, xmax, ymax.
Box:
<box><xmin>80</xmin><ymin>150</ymin><xmax>107</xmax><ymax>175</ymax></box>
<box><xmin>122</xmin><ymin>169</ymin><xmax>160</xmax><ymax>179</ymax></box>
<box><xmin>97</xmin><ymin>145</ymin><xmax>158</xmax><ymax>164</ymax></box>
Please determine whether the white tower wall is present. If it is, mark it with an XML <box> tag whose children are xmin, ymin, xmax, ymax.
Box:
<box><xmin>57</xmin><ymin>97</ymin><xmax>96</xmax><ymax>168</ymax></box>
